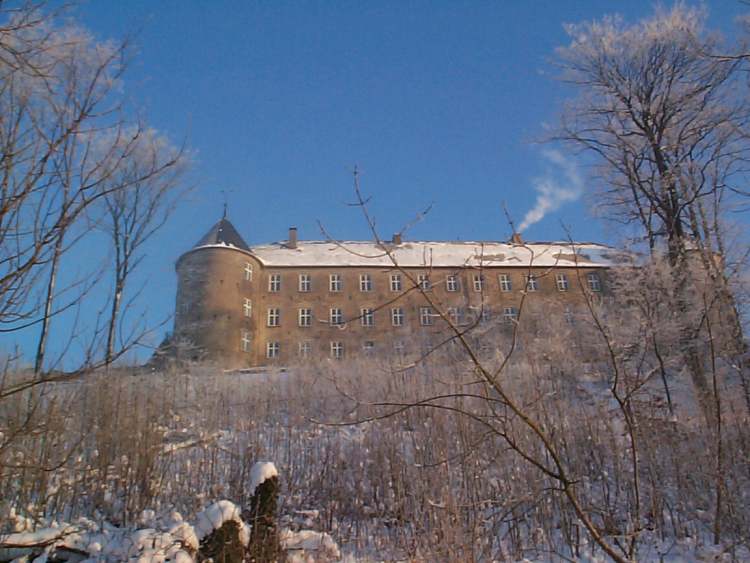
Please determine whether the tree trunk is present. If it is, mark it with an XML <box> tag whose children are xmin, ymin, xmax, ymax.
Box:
<box><xmin>105</xmin><ymin>278</ymin><xmax>124</xmax><ymax>368</ymax></box>
<box><xmin>34</xmin><ymin>232</ymin><xmax>64</xmax><ymax>375</ymax></box>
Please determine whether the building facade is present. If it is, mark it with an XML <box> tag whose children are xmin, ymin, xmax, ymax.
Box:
<box><xmin>170</xmin><ymin>217</ymin><xmax>620</xmax><ymax>368</ymax></box>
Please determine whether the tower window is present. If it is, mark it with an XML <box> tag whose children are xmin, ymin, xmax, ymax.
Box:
<box><xmin>298</xmin><ymin>308</ymin><xmax>312</xmax><ymax>327</ymax></box>
<box><xmin>267</xmin><ymin>308</ymin><xmax>280</xmax><ymax>327</ymax></box>
<box><xmin>499</xmin><ymin>274</ymin><xmax>512</xmax><ymax>292</ymax></box>
<box><xmin>298</xmin><ymin>273</ymin><xmax>311</xmax><ymax>292</ymax></box>
<box><xmin>243</xmin><ymin>298</ymin><xmax>252</xmax><ymax>318</ymax></box>
<box><xmin>359</xmin><ymin>273</ymin><xmax>372</xmax><ymax>292</ymax></box>
<box><xmin>241</xmin><ymin>330</ymin><xmax>251</xmax><ymax>352</ymax></box>
<box><xmin>391</xmin><ymin>307</ymin><xmax>404</xmax><ymax>326</ymax></box>
<box><xmin>329</xmin><ymin>273</ymin><xmax>342</xmax><ymax>292</ymax></box>
<box><xmin>268</xmin><ymin>274</ymin><xmax>281</xmax><ymax>292</ymax></box>
<box><xmin>244</xmin><ymin>263</ymin><xmax>253</xmax><ymax>281</ymax></box>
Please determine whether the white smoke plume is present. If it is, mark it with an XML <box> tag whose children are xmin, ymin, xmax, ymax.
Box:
<box><xmin>518</xmin><ymin>149</ymin><xmax>583</xmax><ymax>232</ymax></box>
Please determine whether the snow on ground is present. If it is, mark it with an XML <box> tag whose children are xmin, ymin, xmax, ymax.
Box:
<box><xmin>281</xmin><ymin>528</ymin><xmax>341</xmax><ymax>562</ymax></box>
<box><xmin>0</xmin><ymin>499</ymin><xmax>343</xmax><ymax>562</ymax></box>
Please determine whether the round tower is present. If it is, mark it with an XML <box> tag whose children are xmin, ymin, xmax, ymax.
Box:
<box><xmin>173</xmin><ymin>217</ymin><xmax>260</xmax><ymax>367</ymax></box>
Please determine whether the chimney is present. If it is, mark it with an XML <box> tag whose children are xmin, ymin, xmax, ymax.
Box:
<box><xmin>511</xmin><ymin>232</ymin><xmax>523</xmax><ymax>245</ymax></box>
<box><xmin>392</xmin><ymin>233</ymin><xmax>402</xmax><ymax>245</ymax></box>
<box><xmin>288</xmin><ymin>226</ymin><xmax>298</xmax><ymax>249</ymax></box>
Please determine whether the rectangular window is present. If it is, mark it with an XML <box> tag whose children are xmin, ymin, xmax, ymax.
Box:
<box><xmin>267</xmin><ymin>308</ymin><xmax>280</xmax><ymax>327</ymax></box>
<box><xmin>298</xmin><ymin>308</ymin><xmax>312</xmax><ymax>327</ymax></box>
<box><xmin>473</xmin><ymin>274</ymin><xmax>484</xmax><ymax>292</ymax></box>
<box><xmin>361</xmin><ymin>308</ymin><xmax>374</xmax><ymax>327</ymax></box>
<box><xmin>446</xmin><ymin>275</ymin><xmax>459</xmax><ymax>292</ymax></box>
<box><xmin>418</xmin><ymin>274</ymin><xmax>431</xmax><ymax>290</ymax></box>
<box><xmin>391</xmin><ymin>307</ymin><xmax>404</xmax><ymax>326</ymax></box>
<box><xmin>298</xmin><ymin>273</ymin><xmax>311</xmax><ymax>292</ymax></box>
<box><xmin>556</xmin><ymin>273</ymin><xmax>569</xmax><ymax>292</ymax></box>
<box><xmin>329</xmin><ymin>273</ymin><xmax>342</xmax><ymax>292</ymax></box>
<box><xmin>298</xmin><ymin>341</ymin><xmax>312</xmax><ymax>357</ymax></box>
<box><xmin>266</xmin><ymin>341</ymin><xmax>279</xmax><ymax>358</ymax></box>
<box><xmin>420</xmin><ymin>306</ymin><xmax>433</xmax><ymax>326</ymax></box>
<box><xmin>244</xmin><ymin>262</ymin><xmax>253</xmax><ymax>281</ymax></box>
<box><xmin>243</xmin><ymin>298</ymin><xmax>252</xmax><ymax>318</ymax></box>
<box><xmin>330</xmin><ymin>341</ymin><xmax>343</xmax><ymax>359</ymax></box>
<box><xmin>268</xmin><ymin>273</ymin><xmax>281</xmax><ymax>292</ymax></box>
<box><xmin>330</xmin><ymin>308</ymin><xmax>343</xmax><ymax>326</ymax></box>
<box><xmin>564</xmin><ymin>306</ymin><xmax>575</xmax><ymax>325</ymax></box>
<box><xmin>525</xmin><ymin>275</ymin><xmax>539</xmax><ymax>292</ymax></box>
<box><xmin>499</xmin><ymin>274</ymin><xmax>512</xmax><ymax>292</ymax></box>
<box><xmin>359</xmin><ymin>273</ymin><xmax>373</xmax><ymax>292</ymax></box>
<box><xmin>447</xmin><ymin>307</ymin><xmax>460</xmax><ymax>324</ymax></box>
<box><xmin>587</xmin><ymin>272</ymin><xmax>602</xmax><ymax>292</ymax></box>
<box><xmin>363</xmin><ymin>341</ymin><xmax>375</xmax><ymax>354</ymax></box>
<box><xmin>390</xmin><ymin>273</ymin><xmax>402</xmax><ymax>292</ymax></box>
<box><xmin>241</xmin><ymin>330</ymin><xmax>251</xmax><ymax>352</ymax></box>
<box><xmin>503</xmin><ymin>306</ymin><xmax>518</xmax><ymax>324</ymax></box>
<box><xmin>481</xmin><ymin>307</ymin><xmax>491</xmax><ymax>322</ymax></box>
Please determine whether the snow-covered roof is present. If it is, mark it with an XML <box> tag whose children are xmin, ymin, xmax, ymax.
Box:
<box><xmin>190</xmin><ymin>240</ymin><xmax>627</xmax><ymax>268</ymax></box>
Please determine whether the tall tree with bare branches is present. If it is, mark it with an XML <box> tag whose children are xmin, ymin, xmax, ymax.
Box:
<box><xmin>552</xmin><ymin>4</ymin><xmax>750</xmax><ymax>421</ymax></box>
<box><xmin>98</xmin><ymin>128</ymin><xmax>185</xmax><ymax>367</ymax></box>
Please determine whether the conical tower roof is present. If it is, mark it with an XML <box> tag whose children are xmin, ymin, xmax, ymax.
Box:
<box><xmin>194</xmin><ymin>217</ymin><xmax>249</xmax><ymax>251</ymax></box>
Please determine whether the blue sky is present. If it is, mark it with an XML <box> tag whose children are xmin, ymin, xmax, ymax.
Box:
<box><xmin>8</xmin><ymin>1</ymin><xmax>747</xmax><ymax>365</ymax></box>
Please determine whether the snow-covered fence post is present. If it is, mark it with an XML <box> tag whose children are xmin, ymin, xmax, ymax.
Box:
<box><xmin>245</xmin><ymin>461</ymin><xmax>280</xmax><ymax>562</ymax></box>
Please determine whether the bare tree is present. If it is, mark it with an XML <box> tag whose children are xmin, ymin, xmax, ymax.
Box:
<box><xmin>0</xmin><ymin>2</ymin><xmax>188</xmax><ymax>374</ymax></box>
<box><xmin>552</xmin><ymin>5</ymin><xmax>750</xmax><ymax>422</ymax></box>
<box><xmin>98</xmin><ymin>128</ymin><xmax>186</xmax><ymax>367</ymax></box>
<box><xmin>0</xmin><ymin>3</ymin><xmax>125</xmax><ymax>331</ymax></box>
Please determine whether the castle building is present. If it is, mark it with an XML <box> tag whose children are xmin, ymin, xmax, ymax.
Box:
<box><xmin>171</xmin><ymin>217</ymin><xmax>619</xmax><ymax>368</ymax></box>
